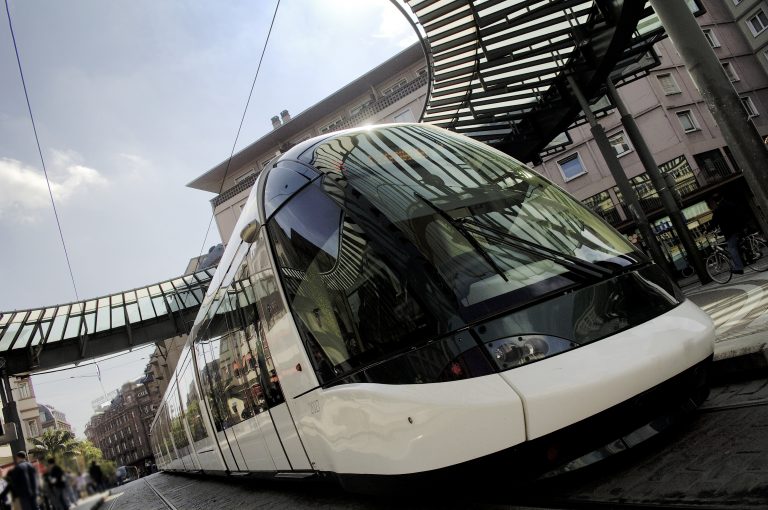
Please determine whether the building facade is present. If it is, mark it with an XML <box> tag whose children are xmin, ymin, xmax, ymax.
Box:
<box><xmin>533</xmin><ymin>0</ymin><xmax>768</xmax><ymax>272</ymax></box>
<box><xmin>38</xmin><ymin>404</ymin><xmax>73</xmax><ymax>433</ymax></box>
<box><xmin>84</xmin><ymin>379</ymin><xmax>155</xmax><ymax>470</ymax></box>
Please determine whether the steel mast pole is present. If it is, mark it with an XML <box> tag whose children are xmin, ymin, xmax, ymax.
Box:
<box><xmin>567</xmin><ymin>75</ymin><xmax>670</xmax><ymax>272</ymax></box>
<box><xmin>606</xmin><ymin>80</ymin><xmax>710</xmax><ymax>283</ymax></box>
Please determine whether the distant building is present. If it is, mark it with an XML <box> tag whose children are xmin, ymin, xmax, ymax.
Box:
<box><xmin>38</xmin><ymin>404</ymin><xmax>73</xmax><ymax>433</ymax></box>
<box><xmin>0</xmin><ymin>377</ymin><xmax>43</xmax><ymax>467</ymax></box>
<box><xmin>84</xmin><ymin>379</ymin><xmax>155</xmax><ymax>470</ymax></box>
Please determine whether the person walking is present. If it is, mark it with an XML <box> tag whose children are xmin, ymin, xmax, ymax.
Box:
<box><xmin>87</xmin><ymin>462</ymin><xmax>104</xmax><ymax>493</ymax></box>
<box><xmin>45</xmin><ymin>459</ymin><xmax>66</xmax><ymax>510</ymax></box>
<box><xmin>2</xmin><ymin>451</ymin><xmax>39</xmax><ymax>510</ymax></box>
<box><xmin>710</xmin><ymin>193</ymin><xmax>748</xmax><ymax>275</ymax></box>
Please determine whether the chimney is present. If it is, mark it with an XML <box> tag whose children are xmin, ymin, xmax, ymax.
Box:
<box><xmin>280</xmin><ymin>109</ymin><xmax>291</xmax><ymax>123</ymax></box>
<box><xmin>271</xmin><ymin>115</ymin><xmax>281</xmax><ymax>130</ymax></box>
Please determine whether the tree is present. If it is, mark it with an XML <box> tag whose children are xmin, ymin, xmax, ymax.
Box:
<box><xmin>29</xmin><ymin>429</ymin><xmax>78</xmax><ymax>464</ymax></box>
<box><xmin>75</xmin><ymin>440</ymin><xmax>103</xmax><ymax>464</ymax></box>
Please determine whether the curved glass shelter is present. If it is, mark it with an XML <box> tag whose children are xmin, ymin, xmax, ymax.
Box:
<box><xmin>400</xmin><ymin>0</ymin><xmax>666</xmax><ymax>162</ymax></box>
<box><xmin>0</xmin><ymin>268</ymin><xmax>214</xmax><ymax>374</ymax></box>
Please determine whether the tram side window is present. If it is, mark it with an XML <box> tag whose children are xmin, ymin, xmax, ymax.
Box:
<box><xmin>195</xmin><ymin>326</ymin><xmax>231</xmax><ymax>433</ymax></box>
<box><xmin>167</xmin><ymin>382</ymin><xmax>191</xmax><ymax>457</ymax></box>
<box><xmin>177</xmin><ymin>353</ymin><xmax>211</xmax><ymax>445</ymax></box>
<box><xmin>246</xmin><ymin>230</ymin><xmax>287</xmax><ymax>407</ymax></box>
<box><xmin>160</xmin><ymin>405</ymin><xmax>176</xmax><ymax>463</ymax></box>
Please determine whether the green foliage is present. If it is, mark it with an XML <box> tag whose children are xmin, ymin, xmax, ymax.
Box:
<box><xmin>29</xmin><ymin>429</ymin><xmax>77</xmax><ymax>464</ymax></box>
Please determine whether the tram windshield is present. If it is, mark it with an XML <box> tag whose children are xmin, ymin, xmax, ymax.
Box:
<box><xmin>267</xmin><ymin>124</ymin><xmax>643</xmax><ymax>382</ymax></box>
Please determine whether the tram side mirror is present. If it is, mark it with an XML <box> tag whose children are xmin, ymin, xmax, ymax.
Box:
<box><xmin>240</xmin><ymin>219</ymin><xmax>261</xmax><ymax>243</ymax></box>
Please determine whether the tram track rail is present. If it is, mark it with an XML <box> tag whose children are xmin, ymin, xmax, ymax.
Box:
<box><xmin>142</xmin><ymin>477</ymin><xmax>179</xmax><ymax>510</ymax></box>
<box><xmin>521</xmin><ymin>499</ymin><xmax>754</xmax><ymax>510</ymax></box>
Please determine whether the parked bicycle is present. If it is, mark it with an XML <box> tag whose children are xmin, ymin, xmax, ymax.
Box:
<box><xmin>705</xmin><ymin>231</ymin><xmax>768</xmax><ymax>283</ymax></box>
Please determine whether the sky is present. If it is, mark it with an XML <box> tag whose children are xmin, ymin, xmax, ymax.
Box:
<box><xmin>0</xmin><ymin>0</ymin><xmax>417</xmax><ymax>437</ymax></box>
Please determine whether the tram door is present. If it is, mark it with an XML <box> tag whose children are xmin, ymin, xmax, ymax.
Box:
<box><xmin>247</xmin><ymin>231</ymin><xmax>313</xmax><ymax>471</ymax></box>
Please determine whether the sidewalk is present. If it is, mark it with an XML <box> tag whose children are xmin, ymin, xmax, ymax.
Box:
<box><xmin>682</xmin><ymin>269</ymin><xmax>768</xmax><ymax>363</ymax></box>
<box><xmin>73</xmin><ymin>492</ymin><xmax>108</xmax><ymax>510</ymax></box>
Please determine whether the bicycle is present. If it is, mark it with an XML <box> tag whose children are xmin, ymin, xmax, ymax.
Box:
<box><xmin>705</xmin><ymin>232</ymin><xmax>768</xmax><ymax>283</ymax></box>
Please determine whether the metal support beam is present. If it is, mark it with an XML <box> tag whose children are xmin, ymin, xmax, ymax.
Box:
<box><xmin>567</xmin><ymin>75</ymin><xmax>671</xmax><ymax>272</ymax></box>
<box><xmin>606</xmin><ymin>80</ymin><xmax>711</xmax><ymax>283</ymax></box>
<box><xmin>649</xmin><ymin>0</ymin><xmax>768</xmax><ymax>236</ymax></box>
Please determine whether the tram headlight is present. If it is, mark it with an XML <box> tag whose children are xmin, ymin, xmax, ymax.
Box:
<box><xmin>485</xmin><ymin>335</ymin><xmax>575</xmax><ymax>370</ymax></box>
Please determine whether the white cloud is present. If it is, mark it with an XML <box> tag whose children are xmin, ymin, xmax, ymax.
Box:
<box><xmin>374</xmin><ymin>3</ymin><xmax>418</xmax><ymax>48</ymax></box>
<box><xmin>0</xmin><ymin>156</ymin><xmax>107</xmax><ymax>222</ymax></box>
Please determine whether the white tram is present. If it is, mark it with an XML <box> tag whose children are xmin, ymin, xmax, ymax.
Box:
<box><xmin>149</xmin><ymin>124</ymin><xmax>714</xmax><ymax>492</ymax></box>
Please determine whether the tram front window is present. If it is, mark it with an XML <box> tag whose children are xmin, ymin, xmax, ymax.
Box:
<box><xmin>267</xmin><ymin>125</ymin><xmax>644</xmax><ymax>383</ymax></box>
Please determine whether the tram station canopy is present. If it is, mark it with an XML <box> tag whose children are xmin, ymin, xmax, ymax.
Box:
<box><xmin>1</xmin><ymin>0</ymin><xmax>670</xmax><ymax>374</ymax></box>
<box><xmin>402</xmin><ymin>0</ymin><xmax>666</xmax><ymax>161</ymax></box>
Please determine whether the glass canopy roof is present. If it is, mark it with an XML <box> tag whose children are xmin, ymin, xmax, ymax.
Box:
<box><xmin>0</xmin><ymin>268</ymin><xmax>213</xmax><ymax>370</ymax></box>
<box><xmin>402</xmin><ymin>0</ymin><xmax>666</xmax><ymax>162</ymax></box>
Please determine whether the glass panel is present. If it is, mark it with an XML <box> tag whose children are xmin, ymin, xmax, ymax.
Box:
<box><xmin>167</xmin><ymin>382</ymin><xmax>191</xmax><ymax>460</ymax></box>
<box><xmin>12</xmin><ymin>324</ymin><xmax>35</xmax><ymax>349</ymax></box>
<box><xmin>269</xmin><ymin>125</ymin><xmax>642</xmax><ymax>383</ymax></box>
<box><xmin>178</xmin><ymin>353</ymin><xmax>212</xmax><ymax>448</ymax></box>
<box><xmin>138</xmin><ymin>293</ymin><xmax>156</xmax><ymax>320</ymax></box>
<box><xmin>263</xmin><ymin>163</ymin><xmax>318</xmax><ymax>217</ymax></box>
<box><xmin>26</xmin><ymin>310</ymin><xmax>42</xmax><ymax>322</ymax></box>
<box><xmin>152</xmin><ymin>296</ymin><xmax>168</xmax><ymax>316</ymax></box>
<box><xmin>111</xmin><ymin>307</ymin><xmax>125</xmax><ymax>329</ymax></box>
<box><xmin>123</xmin><ymin>291</ymin><xmax>137</xmax><ymax>304</ymax></box>
<box><xmin>42</xmin><ymin>307</ymin><xmax>57</xmax><ymax>320</ymax></box>
<box><xmin>83</xmin><ymin>312</ymin><xmax>96</xmax><ymax>335</ymax></box>
<box><xmin>95</xmin><ymin>298</ymin><xmax>111</xmax><ymax>332</ymax></box>
<box><xmin>111</xmin><ymin>294</ymin><xmax>123</xmax><ymax>306</ymax></box>
<box><xmin>126</xmin><ymin>303</ymin><xmax>141</xmax><ymax>324</ymax></box>
<box><xmin>84</xmin><ymin>300</ymin><xmax>97</xmax><ymax>313</ymax></box>
<box><xmin>148</xmin><ymin>285</ymin><xmax>162</xmax><ymax>297</ymax></box>
<box><xmin>62</xmin><ymin>315</ymin><xmax>82</xmax><ymax>341</ymax></box>
<box><xmin>46</xmin><ymin>306</ymin><xmax>70</xmax><ymax>343</ymax></box>
<box><xmin>28</xmin><ymin>323</ymin><xmax>46</xmax><ymax>347</ymax></box>
<box><xmin>0</xmin><ymin>314</ymin><xmax>11</xmax><ymax>327</ymax></box>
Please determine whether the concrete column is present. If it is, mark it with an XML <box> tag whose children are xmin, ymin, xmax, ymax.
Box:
<box><xmin>606</xmin><ymin>80</ymin><xmax>711</xmax><ymax>283</ymax></box>
<box><xmin>566</xmin><ymin>76</ymin><xmax>671</xmax><ymax>272</ymax></box>
<box><xmin>649</xmin><ymin>0</ymin><xmax>768</xmax><ymax>236</ymax></box>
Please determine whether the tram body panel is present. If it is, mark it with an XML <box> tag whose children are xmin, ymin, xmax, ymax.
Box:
<box><xmin>294</xmin><ymin>374</ymin><xmax>525</xmax><ymax>475</ymax></box>
<box><xmin>501</xmin><ymin>299</ymin><xmax>714</xmax><ymax>440</ymax></box>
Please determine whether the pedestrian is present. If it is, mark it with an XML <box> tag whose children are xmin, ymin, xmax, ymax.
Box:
<box><xmin>710</xmin><ymin>193</ymin><xmax>748</xmax><ymax>274</ymax></box>
<box><xmin>45</xmin><ymin>460</ymin><xmax>66</xmax><ymax>510</ymax></box>
<box><xmin>87</xmin><ymin>462</ymin><xmax>103</xmax><ymax>493</ymax></box>
<box><xmin>2</xmin><ymin>451</ymin><xmax>39</xmax><ymax>510</ymax></box>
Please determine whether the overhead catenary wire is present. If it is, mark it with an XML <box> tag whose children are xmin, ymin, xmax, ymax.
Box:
<box><xmin>197</xmin><ymin>0</ymin><xmax>281</xmax><ymax>258</ymax></box>
<box><xmin>4</xmin><ymin>0</ymin><xmax>80</xmax><ymax>302</ymax></box>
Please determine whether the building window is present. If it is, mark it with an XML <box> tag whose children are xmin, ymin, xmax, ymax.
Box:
<box><xmin>676</xmin><ymin>110</ymin><xmax>699</xmax><ymax>132</ymax></box>
<box><xmin>349</xmin><ymin>97</ymin><xmax>375</xmax><ymax>117</ymax></box>
<box><xmin>703</xmin><ymin>29</ymin><xmax>720</xmax><ymax>48</ymax></box>
<box><xmin>747</xmin><ymin>10</ymin><xmax>768</xmax><ymax>37</ymax></box>
<box><xmin>741</xmin><ymin>96</ymin><xmax>759</xmax><ymax>117</ymax></box>
<box><xmin>381</xmin><ymin>78</ymin><xmax>408</xmax><ymax>96</ymax></box>
<box><xmin>27</xmin><ymin>420</ymin><xmax>39</xmax><ymax>437</ymax></box>
<box><xmin>556</xmin><ymin>153</ymin><xmax>588</xmax><ymax>181</ymax></box>
<box><xmin>722</xmin><ymin>62</ymin><xmax>739</xmax><ymax>81</ymax></box>
<box><xmin>608</xmin><ymin>131</ymin><xmax>632</xmax><ymax>156</ymax></box>
<box><xmin>393</xmin><ymin>109</ymin><xmax>415</xmax><ymax>123</ymax></box>
<box><xmin>234</xmin><ymin>169</ymin><xmax>256</xmax><ymax>184</ymax></box>
<box><xmin>17</xmin><ymin>381</ymin><xmax>31</xmax><ymax>399</ymax></box>
<box><xmin>417</xmin><ymin>66</ymin><xmax>427</xmax><ymax>77</ymax></box>
<box><xmin>657</xmin><ymin>73</ymin><xmax>680</xmax><ymax>95</ymax></box>
<box><xmin>319</xmin><ymin>117</ymin><xmax>344</xmax><ymax>134</ymax></box>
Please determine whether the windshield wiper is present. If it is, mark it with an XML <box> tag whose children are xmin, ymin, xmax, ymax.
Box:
<box><xmin>414</xmin><ymin>192</ymin><xmax>508</xmax><ymax>282</ymax></box>
<box><xmin>457</xmin><ymin>218</ymin><xmax>615</xmax><ymax>280</ymax></box>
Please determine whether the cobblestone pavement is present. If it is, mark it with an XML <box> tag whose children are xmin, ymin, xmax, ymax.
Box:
<box><xmin>101</xmin><ymin>378</ymin><xmax>768</xmax><ymax>510</ymax></box>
